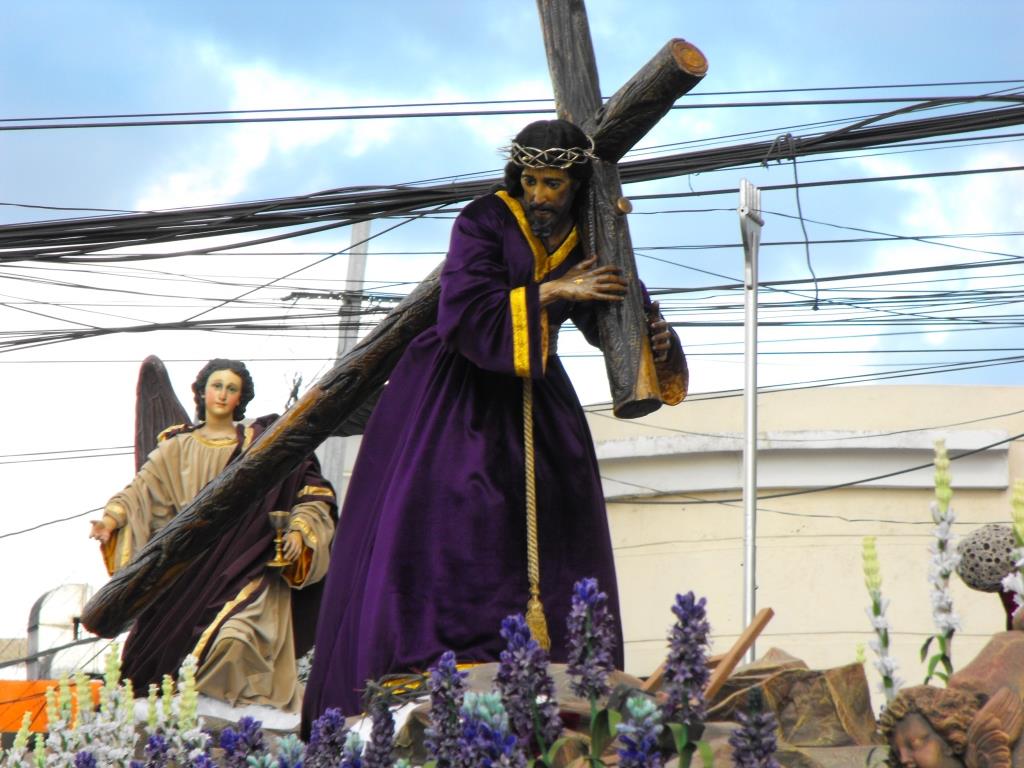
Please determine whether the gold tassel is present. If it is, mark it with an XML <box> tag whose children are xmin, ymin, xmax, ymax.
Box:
<box><xmin>526</xmin><ymin>590</ymin><xmax>551</xmax><ymax>651</ymax></box>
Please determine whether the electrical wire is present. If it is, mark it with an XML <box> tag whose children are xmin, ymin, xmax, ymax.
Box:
<box><xmin>5</xmin><ymin>96</ymin><xmax>1024</xmax><ymax>263</ymax></box>
<box><xmin>5</xmin><ymin>78</ymin><xmax>1020</xmax><ymax>124</ymax></box>
<box><xmin>0</xmin><ymin>509</ymin><xmax>99</xmax><ymax>540</ymax></box>
<box><xmin>5</xmin><ymin>94</ymin><xmax>1021</xmax><ymax>132</ymax></box>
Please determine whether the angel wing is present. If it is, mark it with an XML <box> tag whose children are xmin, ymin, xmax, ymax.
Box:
<box><xmin>965</xmin><ymin>687</ymin><xmax>1024</xmax><ymax>768</ymax></box>
<box><xmin>134</xmin><ymin>355</ymin><xmax>191</xmax><ymax>470</ymax></box>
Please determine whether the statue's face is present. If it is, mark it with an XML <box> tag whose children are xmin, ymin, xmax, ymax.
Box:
<box><xmin>519</xmin><ymin>166</ymin><xmax>578</xmax><ymax>239</ymax></box>
<box><xmin>204</xmin><ymin>369</ymin><xmax>243</xmax><ymax>420</ymax></box>
<box><xmin>892</xmin><ymin>713</ymin><xmax>962</xmax><ymax>768</ymax></box>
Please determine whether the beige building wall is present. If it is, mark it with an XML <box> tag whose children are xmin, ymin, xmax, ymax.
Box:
<box><xmin>586</xmin><ymin>385</ymin><xmax>1022</xmax><ymax>705</ymax></box>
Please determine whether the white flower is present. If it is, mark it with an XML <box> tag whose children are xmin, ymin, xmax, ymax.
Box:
<box><xmin>929</xmin><ymin>549</ymin><xmax>960</xmax><ymax>574</ymax></box>
<box><xmin>876</xmin><ymin>674</ymin><xmax>904</xmax><ymax>695</ymax></box>
<box><xmin>874</xmin><ymin>655</ymin><xmax>900</xmax><ymax>677</ymax></box>
<box><xmin>931</xmin><ymin>520</ymin><xmax>956</xmax><ymax>541</ymax></box>
<box><xmin>930</xmin><ymin>588</ymin><xmax>955</xmax><ymax>611</ymax></box>
<box><xmin>1013</xmin><ymin>548</ymin><xmax>1024</xmax><ymax>569</ymax></box>
<box><xmin>932</xmin><ymin>610</ymin><xmax>961</xmax><ymax>634</ymax></box>
<box><xmin>866</xmin><ymin>610</ymin><xmax>891</xmax><ymax>632</ymax></box>
<box><xmin>1002</xmin><ymin>571</ymin><xmax>1024</xmax><ymax>596</ymax></box>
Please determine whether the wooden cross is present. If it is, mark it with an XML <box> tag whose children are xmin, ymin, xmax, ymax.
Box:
<box><xmin>81</xmin><ymin>0</ymin><xmax>707</xmax><ymax>637</ymax></box>
<box><xmin>536</xmin><ymin>0</ymin><xmax>706</xmax><ymax>417</ymax></box>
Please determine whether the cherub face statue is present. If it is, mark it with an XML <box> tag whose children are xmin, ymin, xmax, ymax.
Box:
<box><xmin>891</xmin><ymin>713</ymin><xmax>963</xmax><ymax>768</ymax></box>
<box><xmin>204</xmin><ymin>369</ymin><xmax>244</xmax><ymax>422</ymax></box>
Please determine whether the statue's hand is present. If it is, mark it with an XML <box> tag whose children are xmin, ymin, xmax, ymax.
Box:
<box><xmin>89</xmin><ymin>519</ymin><xmax>112</xmax><ymax>543</ymax></box>
<box><xmin>648</xmin><ymin>301</ymin><xmax>672</xmax><ymax>362</ymax></box>
<box><xmin>282</xmin><ymin>531</ymin><xmax>304</xmax><ymax>561</ymax></box>
<box><xmin>545</xmin><ymin>255</ymin><xmax>627</xmax><ymax>305</ymax></box>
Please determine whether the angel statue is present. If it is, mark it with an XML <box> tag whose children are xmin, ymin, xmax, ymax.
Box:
<box><xmin>88</xmin><ymin>357</ymin><xmax>337</xmax><ymax>712</ymax></box>
<box><xmin>880</xmin><ymin>684</ymin><xmax>1024</xmax><ymax>768</ymax></box>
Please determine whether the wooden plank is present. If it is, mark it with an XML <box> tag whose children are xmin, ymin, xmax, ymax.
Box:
<box><xmin>640</xmin><ymin>607</ymin><xmax>774</xmax><ymax>697</ymax></box>
<box><xmin>705</xmin><ymin>607</ymin><xmax>774</xmax><ymax>702</ymax></box>
<box><xmin>592</xmin><ymin>39</ymin><xmax>707</xmax><ymax>164</ymax></box>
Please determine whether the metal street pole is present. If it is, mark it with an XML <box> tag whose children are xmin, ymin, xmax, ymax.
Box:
<box><xmin>738</xmin><ymin>179</ymin><xmax>763</xmax><ymax>663</ymax></box>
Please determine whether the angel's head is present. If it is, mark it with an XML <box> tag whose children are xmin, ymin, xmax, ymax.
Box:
<box><xmin>879</xmin><ymin>685</ymin><xmax>982</xmax><ymax>768</ymax></box>
<box><xmin>192</xmin><ymin>359</ymin><xmax>255</xmax><ymax>422</ymax></box>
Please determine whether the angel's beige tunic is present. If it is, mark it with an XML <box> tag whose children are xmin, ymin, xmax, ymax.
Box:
<box><xmin>102</xmin><ymin>427</ymin><xmax>335</xmax><ymax>712</ymax></box>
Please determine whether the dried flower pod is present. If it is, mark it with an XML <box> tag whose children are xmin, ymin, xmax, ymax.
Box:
<box><xmin>957</xmin><ymin>523</ymin><xmax>1016</xmax><ymax>592</ymax></box>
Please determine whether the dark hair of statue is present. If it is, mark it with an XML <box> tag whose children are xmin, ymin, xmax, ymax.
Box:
<box><xmin>878</xmin><ymin>685</ymin><xmax>985</xmax><ymax>766</ymax></box>
<box><xmin>503</xmin><ymin>119</ymin><xmax>593</xmax><ymax>220</ymax></box>
<box><xmin>192</xmin><ymin>358</ymin><xmax>255</xmax><ymax>422</ymax></box>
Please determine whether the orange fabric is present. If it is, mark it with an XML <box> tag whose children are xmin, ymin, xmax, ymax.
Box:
<box><xmin>100</xmin><ymin>529</ymin><xmax>125</xmax><ymax>576</ymax></box>
<box><xmin>283</xmin><ymin>546</ymin><xmax>313</xmax><ymax>587</ymax></box>
<box><xmin>0</xmin><ymin>680</ymin><xmax>101</xmax><ymax>733</ymax></box>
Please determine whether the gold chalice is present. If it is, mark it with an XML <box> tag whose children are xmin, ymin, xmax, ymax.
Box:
<box><xmin>266</xmin><ymin>510</ymin><xmax>291</xmax><ymax>568</ymax></box>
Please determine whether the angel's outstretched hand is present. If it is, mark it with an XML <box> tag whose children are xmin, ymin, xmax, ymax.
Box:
<box><xmin>89</xmin><ymin>519</ymin><xmax>112</xmax><ymax>543</ymax></box>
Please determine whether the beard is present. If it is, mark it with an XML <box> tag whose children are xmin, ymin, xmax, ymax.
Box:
<box><xmin>526</xmin><ymin>205</ymin><xmax>559</xmax><ymax>238</ymax></box>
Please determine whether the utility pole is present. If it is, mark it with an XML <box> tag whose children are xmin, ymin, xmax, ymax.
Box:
<box><xmin>739</xmin><ymin>179</ymin><xmax>763</xmax><ymax>664</ymax></box>
<box><xmin>317</xmin><ymin>219</ymin><xmax>371</xmax><ymax>497</ymax></box>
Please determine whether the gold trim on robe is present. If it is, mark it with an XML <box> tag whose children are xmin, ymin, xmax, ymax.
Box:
<box><xmin>156</xmin><ymin>424</ymin><xmax>187</xmax><ymax>443</ymax></box>
<box><xmin>191</xmin><ymin>577</ymin><xmax>263</xmax><ymax>662</ymax></box>
<box><xmin>103</xmin><ymin>501</ymin><xmax>127</xmax><ymax>527</ymax></box>
<box><xmin>192</xmin><ymin>433</ymin><xmax>240</xmax><ymax>449</ymax></box>
<box><xmin>100</xmin><ymin>526</ymin><xmax>133</xmax><ymax>576</ymax></box>
<box><xmin>510</xmin><ymin>286</ymin><xmax>531</xmax><ymax>377</ymax></box>
<box><xmin>296</xmin><ymin>485</ymin><xmax>334</xmax><ymax>500</ymax></box>
<box><xmin>498</xmin><ymin>191</ymin><xmax>580</xmax><ymax>376</ymax></box>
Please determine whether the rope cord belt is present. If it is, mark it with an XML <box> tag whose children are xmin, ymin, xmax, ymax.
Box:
<box><xmin>522</xmin><ymin>378</ymin><xmax>551</xmax><ymax>650</ymax></box>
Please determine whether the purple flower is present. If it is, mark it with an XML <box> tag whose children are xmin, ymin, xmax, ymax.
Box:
<box><xmin>425</xmin><ymin>650</ymin><xmax>467</xmax><ymax>767</ymax></box>
<box><xmin>566</xmin><ymin>578</ymin><xmax>617</xmax><ymax>702</ymax></box>
<box><xmin>74</xmin><ymin>752</ymin><xmax>98</xmax><ymax>768</ymax></box>
<box><xmin>617</xmin><ymin>695</ymin><xmax>664</xmax><ymax>768</ymax></box>
<box><xmin>728</xmin><ymin>690</ymin><xmax>779</xmax><ymax>768</ymax></box>
<box><xmin>143</xmin><ymin>733</ymin><xmax>171</xmax><ymax>768</ymax></box>
<box><xmin>495</xmin><ymin>614</ymin><xmax>563</xmax><ymax>752</ymax></box>
<box><xmin>191</xmin><ymin>756</ymin><xmax>217</xmax><ymax>768</ymax></box>
<box><xmin>661</xmin><ymin>592</ymin><xmax>710</xmax><ymax>728</ymax></box>
<box><xmin>305</xmin><ymin>707</ymin><xmax>349</xmax><ymax>768</ymax></box>
<box><xmin>457</xmin><ymin>692</ymin><xmax>526</xmax><ymax>768</ymax></box>
<box><xmin>362</xmin><ymin>693</ymin><xmax>395</xmax><ymax>768</ymax></box>
<box><xmin>339</xmin><ymin>731</ymin><xmax>365</xmax><ymax>768</ymax></box>
<box><xmin>219</xmin><ymin>716</ymin><xmax>267</xmax><ymax>768</ymax></box>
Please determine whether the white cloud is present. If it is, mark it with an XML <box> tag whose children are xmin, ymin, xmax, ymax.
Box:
<box><xmin>135</xmin><ymin>43</ymin><xmax>397</xmax><ymax>211</ymax></box>
<box><xmin>848</xmin><ymin>145</ymin><xmax>1024</xmax><ymax>349</ymax></box>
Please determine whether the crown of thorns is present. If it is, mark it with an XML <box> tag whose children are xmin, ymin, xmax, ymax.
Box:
<box><xmin>507</xmin><ymin>136</ymin><xmax>596</xmax><ymax>169</ymax></box>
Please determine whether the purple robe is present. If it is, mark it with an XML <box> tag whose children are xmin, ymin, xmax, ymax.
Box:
<box><xmin>302</xmin><ymin>191</ymin><xmax>625</xmax><ymax>720</ymax></box>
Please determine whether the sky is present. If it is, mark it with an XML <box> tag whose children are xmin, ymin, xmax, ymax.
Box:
<box><xmin>1</xmin><ymin>1</ymin><xmax>1022</xmax><ymax>646</ymax></box>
